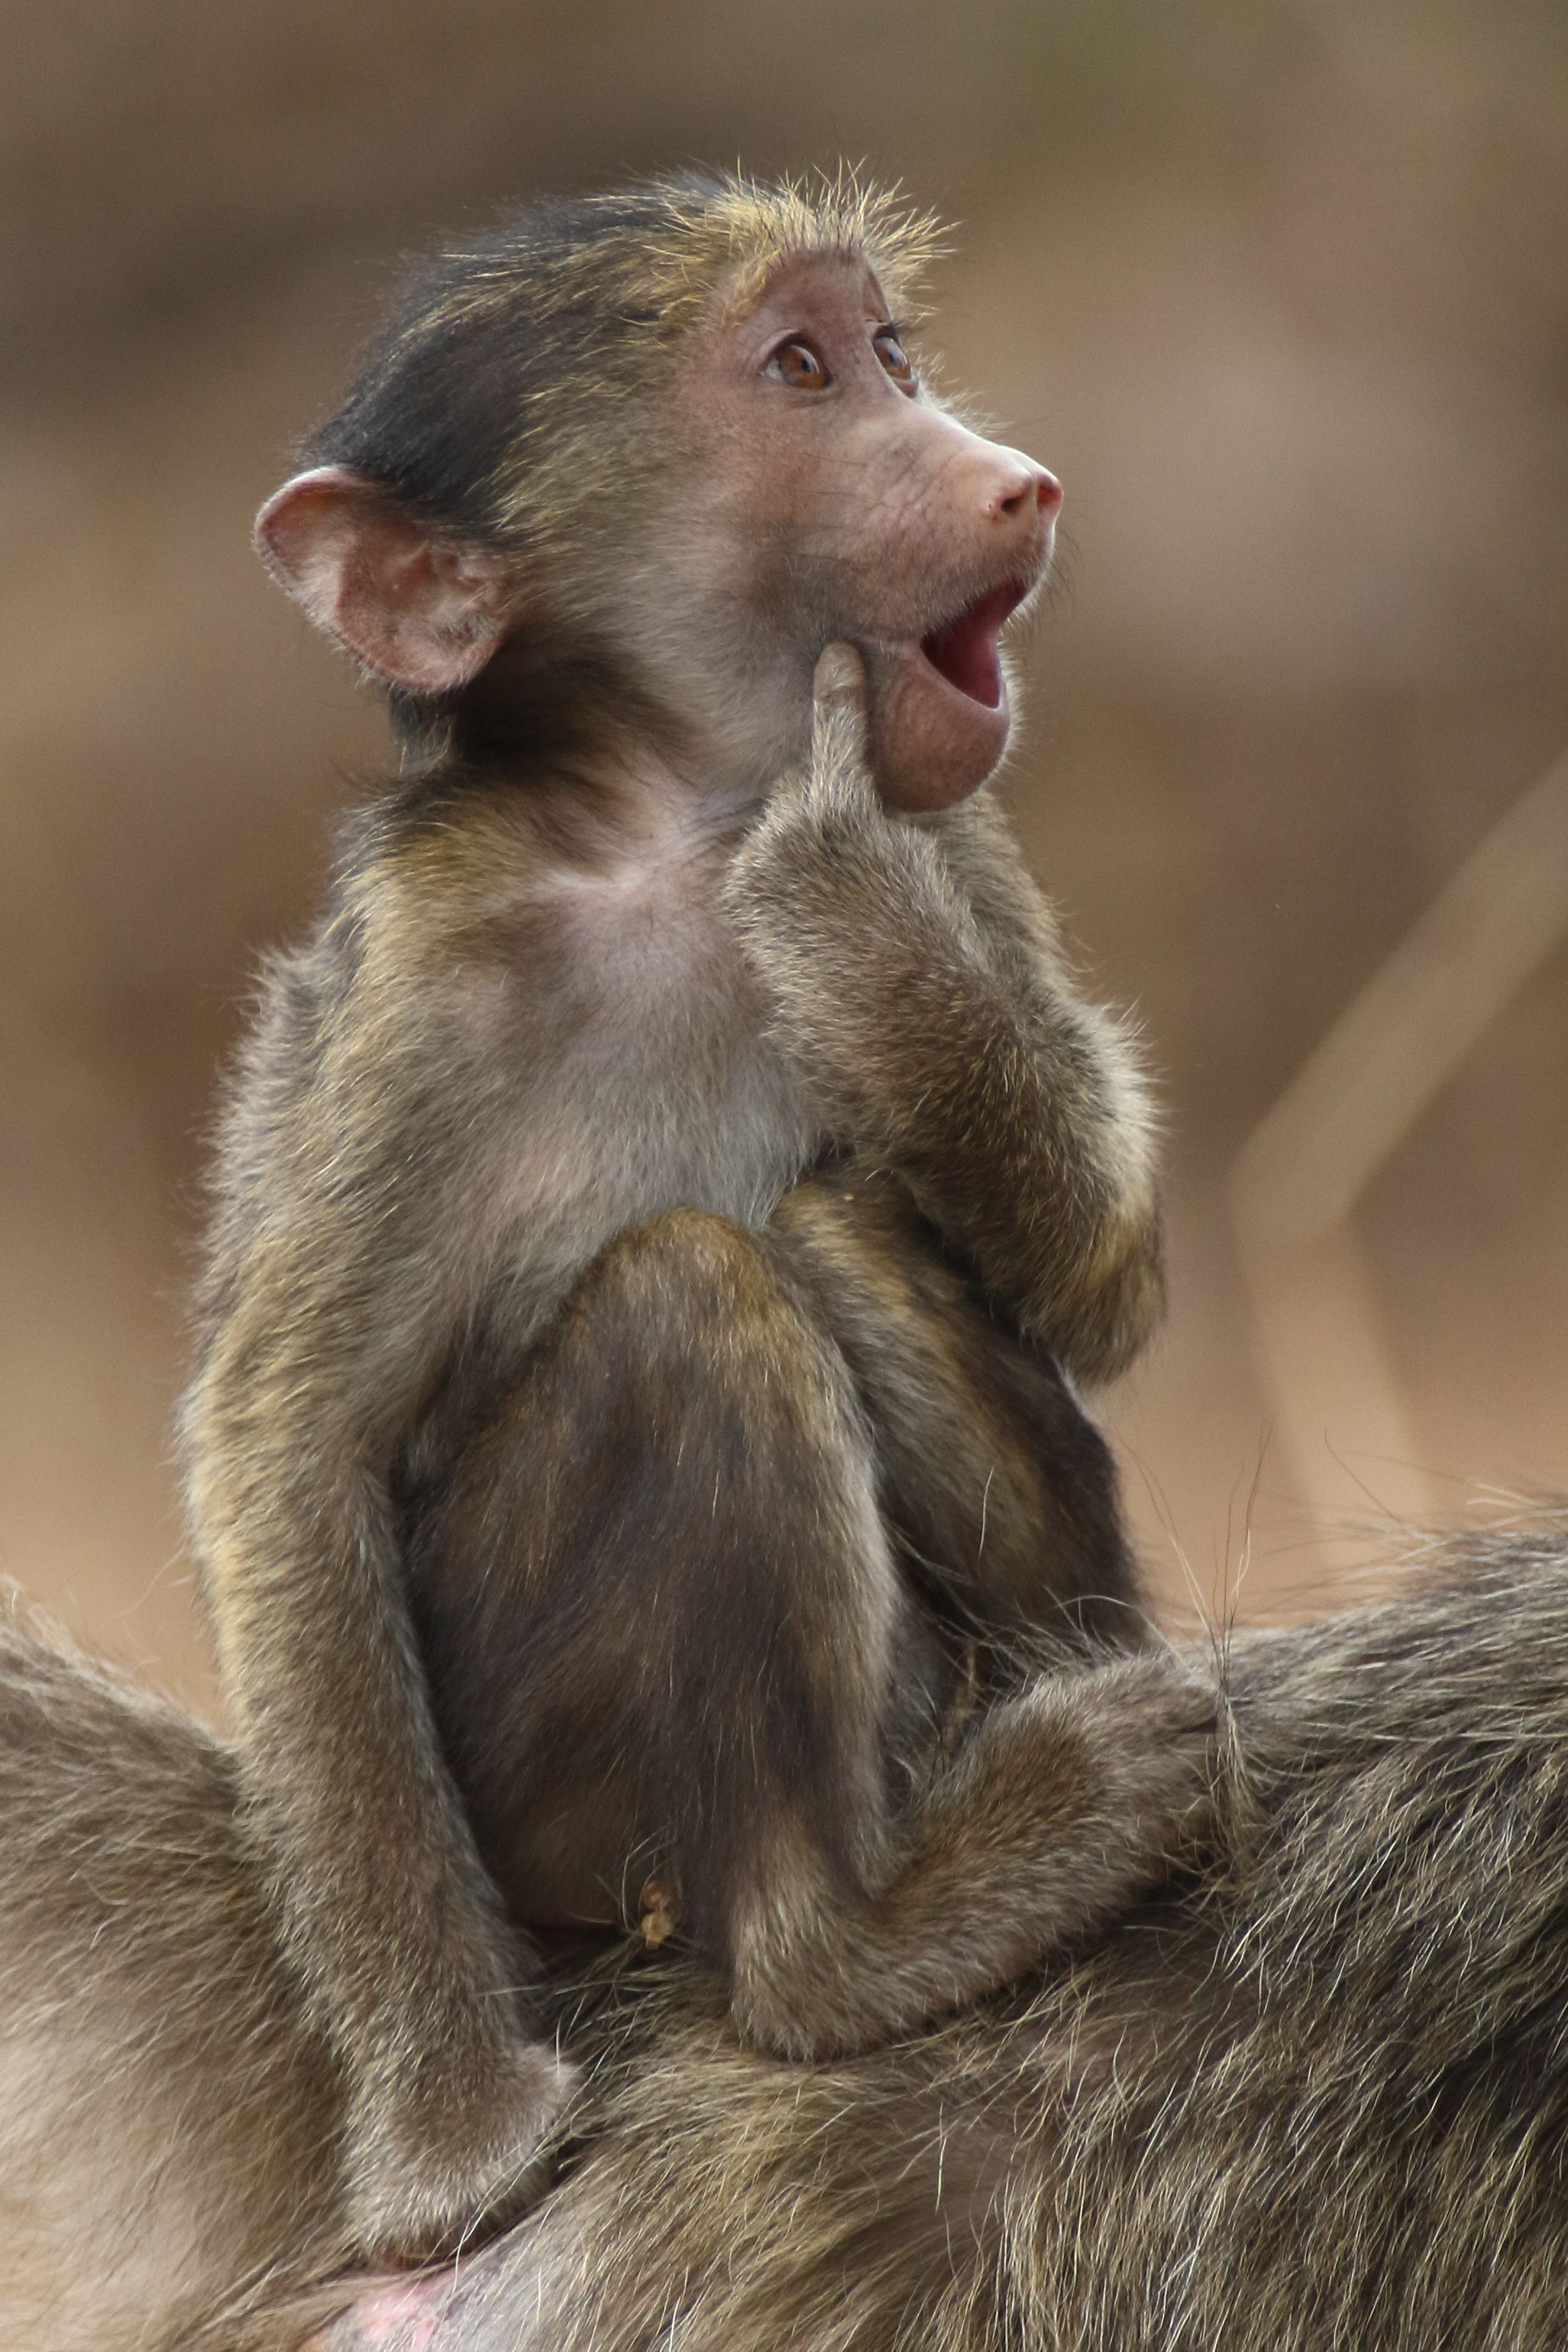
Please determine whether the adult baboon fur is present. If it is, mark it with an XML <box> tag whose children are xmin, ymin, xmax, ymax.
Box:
<box><xmin>5</xmin><ymin>1519</ymin><xmax>1566</xmax><ymax>2351</ymax></box>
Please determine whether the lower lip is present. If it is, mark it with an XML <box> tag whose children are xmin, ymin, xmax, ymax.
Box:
<box><xmin>876</xmin><ymin>637</ymin><xmax>1014</xmax><ymax>798</ymax></box>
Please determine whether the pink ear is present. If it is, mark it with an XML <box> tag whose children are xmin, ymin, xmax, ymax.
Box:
<box><xmin>254</xmin><ymin>466</ymin><xmax>516</xmax><ymax>693</ymax></box>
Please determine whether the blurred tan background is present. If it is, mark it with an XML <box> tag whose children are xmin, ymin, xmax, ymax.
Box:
<box><xmin>3</xmin><ymin>0</ymin><xmax>1565</xmax><ymax>1713</ymax></box>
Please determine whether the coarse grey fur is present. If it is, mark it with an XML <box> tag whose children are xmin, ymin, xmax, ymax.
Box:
<box><xmin>3</xmin><ymin>1517</ymin><xmax>1566</xmax><ymax>2349</ymax></box>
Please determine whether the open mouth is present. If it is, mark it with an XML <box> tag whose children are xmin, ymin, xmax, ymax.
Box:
<box><xmin>918</xmin><ymin>581</ymin><xmax>1031</xmax><ymax>709</ymax></box>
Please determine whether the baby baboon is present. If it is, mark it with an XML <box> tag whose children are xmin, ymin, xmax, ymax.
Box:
<box><xmin>181</xmin><ymin>170</ymin><xmax>1207</xmax><ymax>2263</ymax></box>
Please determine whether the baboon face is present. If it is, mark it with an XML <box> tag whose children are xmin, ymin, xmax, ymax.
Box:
<box><xmin>258</xmin><ymin>242</ymin><xmax>1059</xmax><ymax>815</ymax></box>
<box><xmin>635</xmin><ymin>252</ymin><xmax>1063</xmax><ymax>812</ymax></box>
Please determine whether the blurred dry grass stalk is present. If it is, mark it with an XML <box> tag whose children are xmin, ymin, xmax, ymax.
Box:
<box><xmin>1</xmin><ymin>0</ymin><xmax>1565</xmax><ymax>1705</ymax></box>
<box><xmin>1231</xmin><ymin>752</ymin><xmax>1568</xmax><ymax>1530</ymax></box>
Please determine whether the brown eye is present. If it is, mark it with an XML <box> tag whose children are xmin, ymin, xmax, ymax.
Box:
<box><xmin>765</xmin><ymin>339</ymin><xmax>831</xmax><ymax>392</ymax></box>
<box><xmin>873</xmin><ymin>328</ymin><xmax>915</xmax><ymax>390</ymax></box>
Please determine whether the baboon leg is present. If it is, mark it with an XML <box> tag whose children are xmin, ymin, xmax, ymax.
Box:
<box><xmin>409</xmin><ymin>1209</ymin><xmax>1211</xmax><ymax>2062</ymax></box>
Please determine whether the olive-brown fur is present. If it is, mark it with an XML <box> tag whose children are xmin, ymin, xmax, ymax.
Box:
<box><xmin>181</xmin><ymin>170</ymin><xmax>1178</xmax><ymax>2261</ymax></box>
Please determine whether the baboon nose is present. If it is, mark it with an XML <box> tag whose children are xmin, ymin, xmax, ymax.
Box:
<box><xmin>989</xmin><ymin>465</ymin><xmax>1062</xmax><ymax>525</ymax></box>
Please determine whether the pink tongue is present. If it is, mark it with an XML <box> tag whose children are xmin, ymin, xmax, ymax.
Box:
<box><xmin>920</xmin><ymin>585</ymin><xmax>1021</xmax><ymax>709</ymax></box>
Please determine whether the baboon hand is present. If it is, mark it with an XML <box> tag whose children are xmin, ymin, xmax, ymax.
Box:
<box><xmin>802</xmin><ymin>642</ymin><xmax>878</xmax><ymax>820</ymax></box>
<box><xmin>721</xmin><ymin>641</ymin><xmax>973</xmax><ymax>1043</ymax></box>
<box><xmin>346</xmin><ymin>2036</ymin><xmax>578</xmax><ymax>2265</ymax></box>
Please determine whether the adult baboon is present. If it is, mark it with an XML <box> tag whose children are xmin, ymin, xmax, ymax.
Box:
<box><xmin>3</xmin><ymin>1520</ymin><xmax>1565</xmax><ymax>2350</ymax></box>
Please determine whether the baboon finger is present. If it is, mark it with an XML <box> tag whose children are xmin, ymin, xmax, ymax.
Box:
<box><xmin>810</xmin><ymin>642</ymin><xmax>870</xmax><ymax>781</ymax></box>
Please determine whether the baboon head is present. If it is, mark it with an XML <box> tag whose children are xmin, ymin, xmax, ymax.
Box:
<box><xmin>256</xmin><ymin>170</ymin><xmax>1061</xmax><ymax>812</ymax></box>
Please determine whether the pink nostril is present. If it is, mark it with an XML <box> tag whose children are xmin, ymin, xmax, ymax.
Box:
<box><xmin>993</xmin><ymin>468</ymin><xmax>1062</xmax><ymax>521</ymax></box>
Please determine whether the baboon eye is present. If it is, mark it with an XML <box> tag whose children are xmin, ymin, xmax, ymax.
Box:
<box><xmin>765</xmin><ymin>339</ymin><xmax>831</xmax><ymax>392</ymax></box>
<box><xmin>872</xmin><ymin>328</ymin><xmax>916</xmax><ymax>391</ymax></box>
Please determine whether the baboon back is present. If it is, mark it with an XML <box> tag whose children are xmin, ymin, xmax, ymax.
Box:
<box><xmin>4</xmin><ymin>1526</ymin><xmax>1567</xmax><ymax>2349</ymax></box>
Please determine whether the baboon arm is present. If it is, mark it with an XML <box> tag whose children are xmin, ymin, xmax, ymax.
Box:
<box><xmin>184</xmin><ymin>1053</ymin><xmax>566</xmax><ymax>2257</ymax></box>
<box><xmin>724</xmin><ymin>687</ymin><xmax>1162</xmax><ymax>1383</ymax></box>
<box><xmin>770</xmin><ymin>1159</ymin><xmax>1144</xmax><ymax>1645</ymax></box>
<box><xmin>935</xmin><ymin>789</ymin><xmax>1165</xmax><ymax>1371</ymax></box>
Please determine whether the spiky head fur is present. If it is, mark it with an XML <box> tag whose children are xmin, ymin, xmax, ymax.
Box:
<box><xmin>307</xmin><ymin>168</ymin><xmax>946</xmax><ymax>548</ymax></box>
